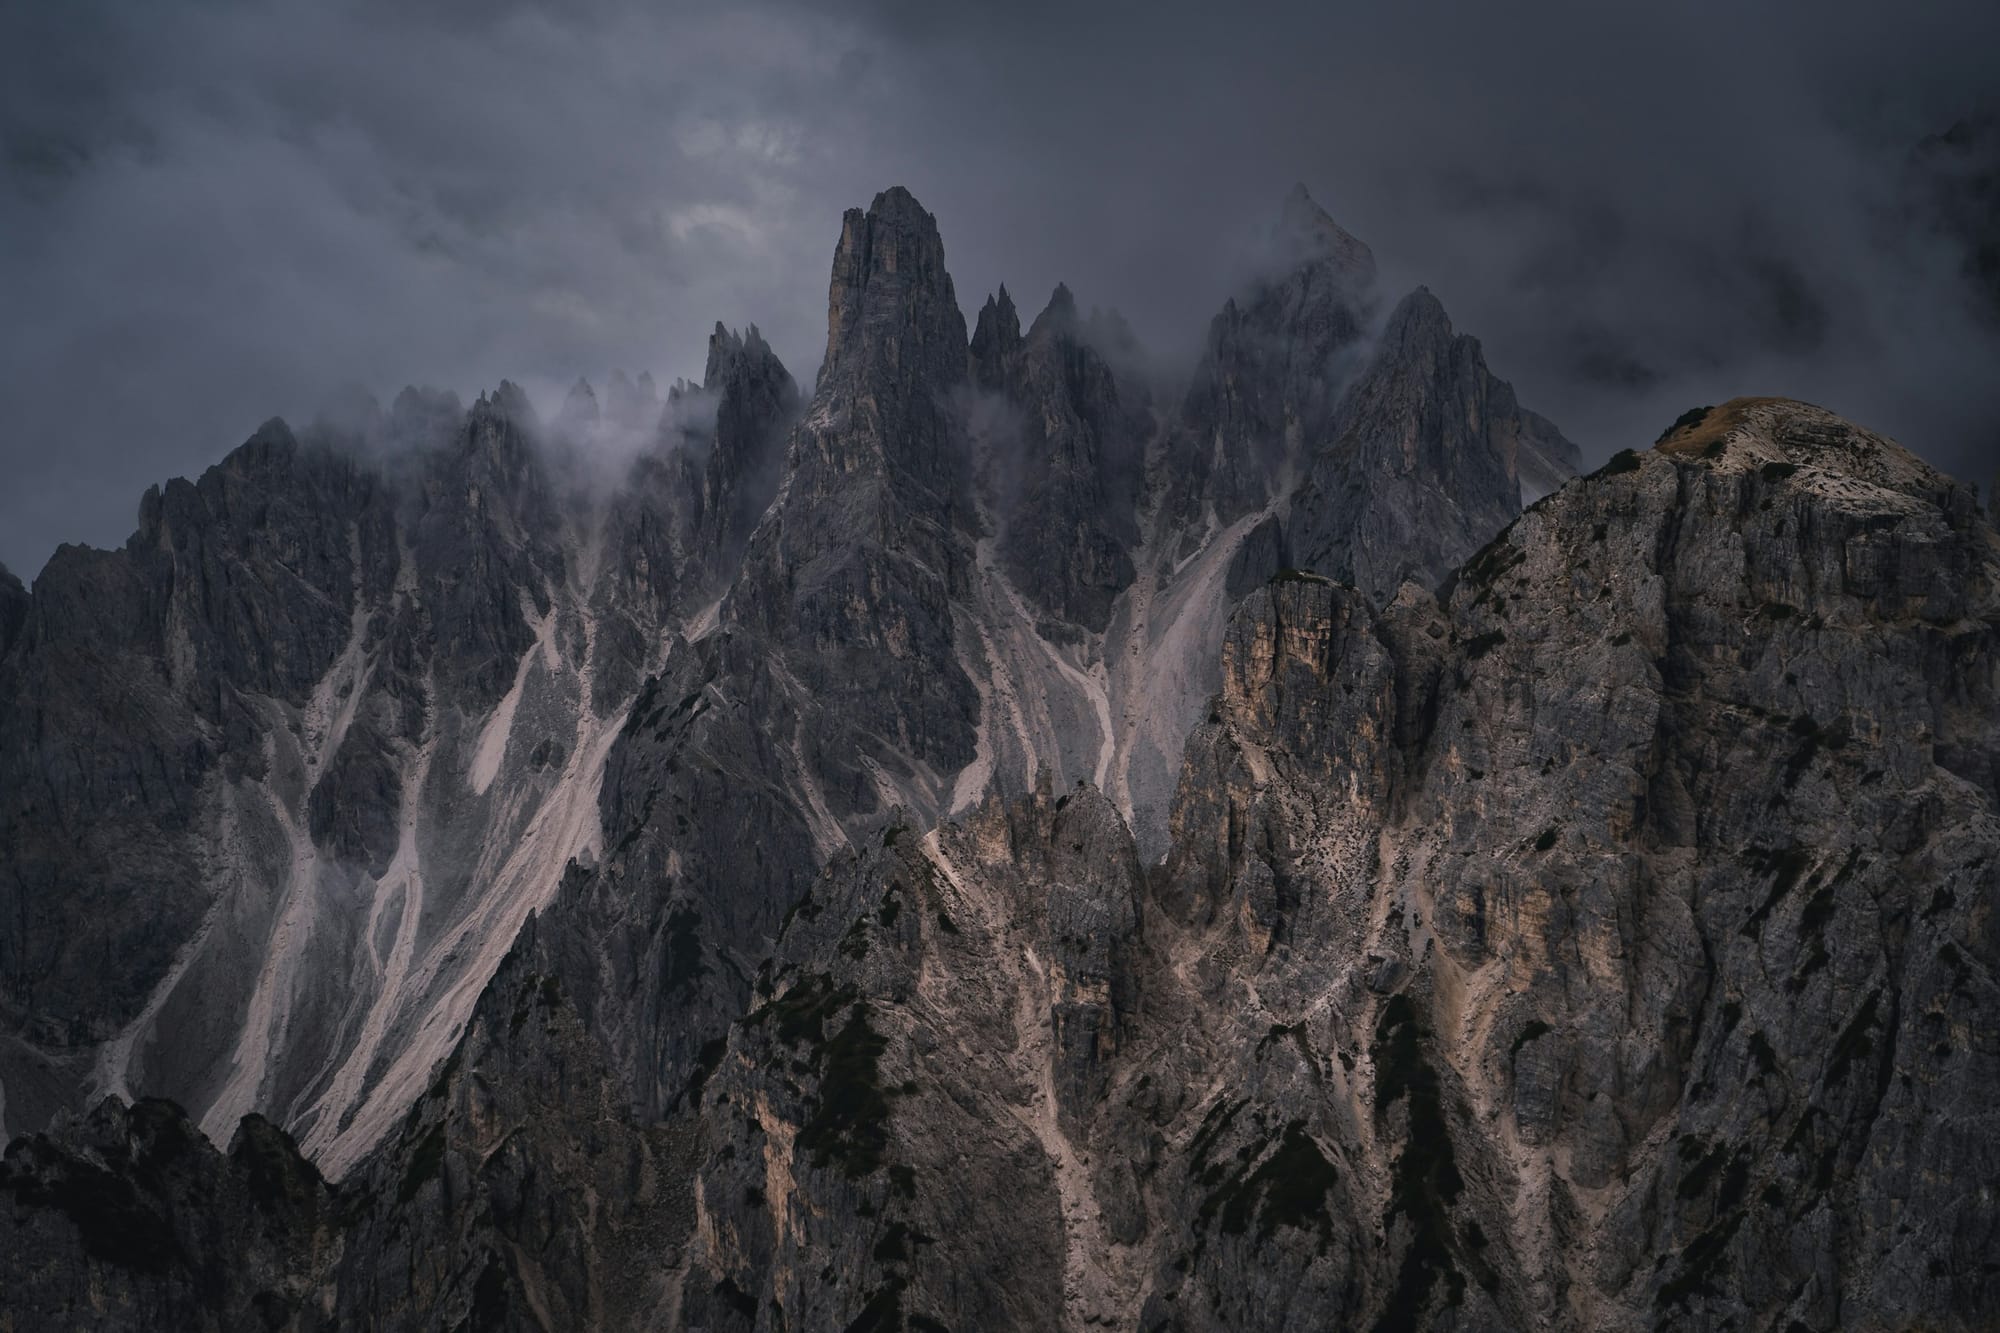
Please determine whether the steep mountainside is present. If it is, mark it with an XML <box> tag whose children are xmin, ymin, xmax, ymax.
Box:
<box><xmin>49</xmin><ymin>189</ymin><xmax>2000</xmax><ymax>1333</ymax></box>
<box><xmin>652</xmin><ymin>397</ymin><xmax>1998</xmax><ymax>1331</ymax></box>
<box><xmin>5</xmin><ymin>392</ymin><xmax>1989</xmax><ymax>1332</ymax></box>
<box><xmin>0</xmin><ymin>334</ymin><xmax>796</xmax><ymax>1177</ymax></box>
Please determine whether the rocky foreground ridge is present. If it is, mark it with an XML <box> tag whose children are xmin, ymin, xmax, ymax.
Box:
<box><xmin>3</xmin><ymin>189</ymin><xmax>1995</xmax><ymax>1331</ymax></box>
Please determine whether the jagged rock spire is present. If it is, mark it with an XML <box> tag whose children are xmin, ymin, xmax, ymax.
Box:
<box><xmin>1028</xmin><ymin>281</ymin><xmax>1079</xmax><ymax>337</ymax></box>
<box><xmin>478</xmin><ymin>379</ymin><xmax>538</xmax><ymax>426</ymax></box>
<box><xmin>975</xmin><ymin>277</ymin><xmax>1145</xmax><ymax>631</ymax></box>
<box><xmin>692</xmin><ymin>322</ymin><xmax>799</xmax><ymax>577</ymax></box>
<box><xmin>1285</xmin><ymin>284</ymin><xmax>1578</xmax><ymax>598</ymax></box>
<box><xmin>729</xmin><ymin>184</ymin><xmax>980</xmax><ymax>797</ymax></box>
<box><xmin>1274</xmin><ymin>181</ymin><xmax>1377</xmax><ymax>291</ymax></box>
<box><xmin>821</xmin><ymin>186</ymin><xmax>965</xmax><ymax>397</ymax></box>
<box><xmin>970</xmin><ymin>285</ymin><xmax>1022</xmax><ymax>390</ymax></box>
<box><xmin>558</xmin><ymin>377</ymin><xmax>600</xmax><ymax>429</ymax></box>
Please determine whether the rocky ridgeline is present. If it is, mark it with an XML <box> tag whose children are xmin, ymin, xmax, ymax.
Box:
<box><xmin>0</xmin><ymin>328</ymin><xmax>797</xmax><ymax>1175</ymax></box>
<box><xmin>23</xmin><ymin>191</ymin><xmax>1994</xmax><ymax>1330</ymax></box>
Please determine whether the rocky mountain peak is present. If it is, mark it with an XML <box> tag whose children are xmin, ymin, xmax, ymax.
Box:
<box><xmin>1656</xmin><ymin>395</ymin><xmax>1981</xmax><ymax>509</ymax></box>
<box><xmin>692</xmin><ymin>324</ymin><xmax>799</xmax><ymax>577</ymax></box>
<box><xmin>385</xmin><ymin>385</ymin><xmax>461</xmax><ymax>450</ymax></box>
<box><xmin>701</xmin><ymin>320</ymin><xmax>746</xmax><ymax>383</ymax></box>
<box><xmin>822</xmin><ymin>185</ymin><xmax>965</xmax><ymax>392</ymax></box>
<box><xmin>971</xmin><ymin>286</ymin><xmax>1023</xmax><ymax>390</ymax></box>
<box><xmin>1031</xmin><ymin>281</ymin><xmax>1080</xmax><ymax>335</ymax></box>
<box><xmin>1381</xmin><ymin>283</ymin><xmax>1451</xmax><ymax>346</ymax></box>
<box><xmin>701</xmin><ymin>322</ymin><xmax>787</xmax><ymax>396</ymax></box>
<box><xmin>979</xmin><ymin>285</ymin><xmax>1019</xmax><ymax>334</ymax></box>
<box><xmin>557</xmin><ymin>376</ymin><xmax>600</xmax><ymax>430</ymax></box>
<box><xmin>9</xmin><ymin>185</ymin><xmax>1994</xmax><ymax>1333</ymax></box>
<box><xmin>474</xmin><ymin>379</ymin><xmax>537</xmax><ymax>427</ymax></box>
<box><xmin>1283</xmin><ymin>281</ymin><xmax>1580</xmax><ymax>599</ymax></box>
<box><xmin>1274</xmin><ymin>181</ymin><xmax>1377</xmax><ymax>292</ymax></box>
<box><xmin>987</xmin><ymin>276</ymin><xmax>1144</xmax><ymax>631</ymax></box>
<box><xmin>720</xmin><ymin>185</ymin><xmax>980</xmax><ymax>825</ymax></box>
<box><xmin>1163</xmin><ymin>209</ymin><xmax>1383</xmax><ymax>524</ymax></box>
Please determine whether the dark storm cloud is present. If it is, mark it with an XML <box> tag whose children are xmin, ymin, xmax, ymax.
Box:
<box><xmin>3</xmin><ymin>0</ymin><xmax>1996</xmax><ymax>576</ymax></box>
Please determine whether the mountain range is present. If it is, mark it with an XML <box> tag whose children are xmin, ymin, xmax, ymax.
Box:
<box><xmin>1</xmin><ymin>185</ymin><xmax>1995</xmax><ymax>1332</ymax></box>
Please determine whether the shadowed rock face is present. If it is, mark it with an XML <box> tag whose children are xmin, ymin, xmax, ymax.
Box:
<box><xmin>19</xmin><ymin>185</ymin><xmax>1884</xmax><ymax>1333</ymax></box>
<box><xmin>690</xmin><ymin>325</ymin><xmax>800</xmax><ymax>579</ymax></box>
<box><xmin>729</xmin><ymin>185</ymin><xmax>981</xmax><ymax>795</ymax></box>
<box><xmin>975</xmin><ymin>283</ymin><xmax>1146</xmax><ymax>633</ymax></box>
<box><xmin>0</xmin><ymin>352</ymin><xmax>800</xmax><ymax>1172</ymax></box>
<box><xmin>675</xmin><ymin>397</ymin><xmax>2000</xmax><ymax>1332</ymax></box>
<box><xmin>1287</xmin><ymin>286</ymin><xmax>1583</xmax><ymax>602</ymax></box>
<box><xmin>7</xmin><ymin>394</ymin><xmax>1985</xmax><ymax>1332</ymax></box>
<box><xmin>1162</xmin><ymin>185</ymin><xmax>1383</xmax><ymax>532</ymax></box>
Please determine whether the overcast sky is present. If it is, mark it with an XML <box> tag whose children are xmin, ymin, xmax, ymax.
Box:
<box><xmin>4</xmin><ymin>0</ymin><xmax>1996</xmax><ymax>577</ymax></box>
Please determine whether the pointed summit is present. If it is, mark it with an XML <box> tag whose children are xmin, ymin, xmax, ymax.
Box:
<box><xmin>1028</xmin><ymin>282</ymin><xmax>1079</xmax><ymax>339</ymax></box>
<box><xmin>1274</xmin><ymin>182</ymin><xmax>1377</xmax><ymax>290</ymax></box>
<box><xmin>822</xmin><ymin>186</ymin><xmax>964</xmax><ymax>395</ymax></box>
<box><xmin>704</xmin><ymin>320</ymin><xmax>747</xmax><ymax>384</ymax></box>
<box><xmin>685</xmin><ymin>322</ymin><xmax>799</xmax><ymax>579</ymax></box>
<box><xmin>728</xmin><ymin>184</ymin><xmax>980</xmax><ymax>804</ymax></box>
<box><xmin>1163</xmin><ymin>192</ymin><xmax>1381</xmax><ymax>526</ymax></box>
<box><xmin>558</xmin><ymin>377</ymin><xmax>599</xmax><ymax>430</ymax></box>
<box><xmin>1377</xmin><ymin>285</ymin><xmax>1454</xmax><ymax>355</ymax></box>
<box><xmin>971</xmin><ymin>285</ymin><xmax>1023</xmax><ymax>390</ymax></box>
<box><xmin>483</xmin><ymin>379</ymin><xmax>538</xmax><ymax>426</ymax></box>
<box><xmin>387</xmin><ymin>385</ymin><xmax>461</xmax><ymax>449</ymax></box>
<box><xmin>1284</xmin><ymin>281</ymin><xmax>1578</xmax><ymax>595</ymax></box>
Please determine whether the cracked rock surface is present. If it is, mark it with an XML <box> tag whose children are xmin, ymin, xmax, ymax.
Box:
<box><xmin>21</xmin><ymin>194</ymin><xmax>1995</xmax><ymax>1332</ymax></box>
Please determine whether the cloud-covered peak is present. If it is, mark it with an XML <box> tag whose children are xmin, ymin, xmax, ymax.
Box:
<box><xmin>1275</xmin><ymin>182</ymin><xmax>1377</xmax><ymax>289</ymax></box>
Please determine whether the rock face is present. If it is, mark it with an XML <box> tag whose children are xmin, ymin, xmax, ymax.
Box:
<box><xmin>560</xmin><ymin>395</ymin><xmax>2000</xmax><ymax>1332</ymax></box>
<box><xmin>0</xmin><ymin>183</ymin><xmax>1815</xmax><ymax>1332</ymax></box>
<box><xmin>10</xmin><ymin>398</ymin><xmax>1980</xmax><ymax>1333</ymax></box>
<box><xmin>1287</xmin><ymin>286</ymin><xmax>1583</xmax><ymax>603</ymax></box>
<box><xmin>974</xmin><ymin>283</ymin><xmax>1146</xmax><ymax>633</ymax></box>
<box><xmin>1126</xmin><ymin>399</ymin><xmax>2000</xmax><ymax>1329</ymax></box>
<box><xmin>1162</xmin><ymin>184</ymin><xmax>1380</xmax><ymax>532</ymax></box>
<box><xmin>0</xmin><ymin>1098</ymin><xmax>339</xmax><ymax>1331</ymax></box>
<box><xmin>0</xmin><ymin>351</ymin><xmax>798</xmax><ymax>1174</ymax></box>
<box><xmin>730</xmin><ymin>186</ymin><xmax>981</xmax><ymax>809</ymax></box>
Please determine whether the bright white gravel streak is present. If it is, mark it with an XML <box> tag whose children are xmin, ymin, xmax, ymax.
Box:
<box><xmin>1101</xmin><ymin>509</ymin><xmax>1267</xmax><ymax>851</ymax></box>
<box><xmin>202</xmin><ymin>573</ymin><xmax>380</xmax><ymax>1145</ymax></box>
<box><xmin>294</xmin><ymin>724</ymin><xmax>437</xmax><ymax>1163</ymax></box>
<box><xmin>685</xmin><ymin>592</ymin><xmax>726</xmax><ymax>643</ymax></box>
<box><xmin>946</xmin><ymin>487</ymin><xmax>1269</xmax><ymax>847</ymax></box>
<box><xmin>467</xmin><ymin>599</ymin><xmax>555</xmax><ymax>797</ymax></box>
<box><xmin>312</xmin><ymin>534</ymin><xmax>637</xmax><ymax>1178</ymax></box>
<box><xmin>199</xmin><ymin>767</ymin><xmax>327</xmax><ymax>1143</ymax></box>
<box><xmin>947</xmin><ymin>613</ymin><xmax>1008</xmax><ymax>816</ymax></box>
<box><xmin>316</xmin><ymin>666</ymin><xmax>625</xmax><ymax>1177</ymax></box>
<box><xmin>978</xmin><ymin>531</ymin><xmax>1117</xmax><ymax>787</ymax></box>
